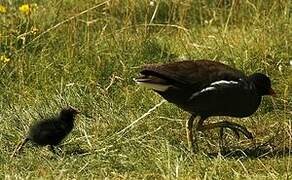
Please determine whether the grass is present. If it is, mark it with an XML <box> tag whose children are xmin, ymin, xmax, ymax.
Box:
<box><xmin>0</xmin><ymin>0</ymin><xmax>291</xmax><ymax>179</ymax></box>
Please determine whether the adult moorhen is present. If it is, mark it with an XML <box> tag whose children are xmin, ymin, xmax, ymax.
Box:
<box><xmin>135</xmin><ymin>60</ymin><xmax>275</xmax><ymax>151</ymax></box>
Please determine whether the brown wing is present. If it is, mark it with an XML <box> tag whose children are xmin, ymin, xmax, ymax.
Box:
<box><xmin>139</xmin><ymin>60</ymin><xmax>246</xmax><ymax>90</ymax></box>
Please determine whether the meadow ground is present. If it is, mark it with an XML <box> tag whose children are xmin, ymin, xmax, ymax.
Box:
<box><xmin>0</xmin><ymin>0</ymin><xmax>291</xmax><ymax>179</ymax></box>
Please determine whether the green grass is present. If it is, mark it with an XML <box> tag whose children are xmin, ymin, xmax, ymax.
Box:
<box><xmin>0</xmin><ymin>0</ymin><xmax>291</xmax><ymax>179</ymax></box>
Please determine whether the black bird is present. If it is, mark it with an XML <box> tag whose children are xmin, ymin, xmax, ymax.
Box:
<box><xmin>135</xmin><ymin>60</ymin><xmax>275</xmax><ymax>151</ymax></box>
<box><xmin>11</xmin><ymin>107</ymin><xmax>80</xmax><ymax>157</ymax></box>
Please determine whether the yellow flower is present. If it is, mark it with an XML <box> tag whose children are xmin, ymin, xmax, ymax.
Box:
<box><xmin>31</xmin><ymin>27</ymin><xmax>39</xmax><ymax>34</ymax></box>
<box><xmin>19</xmin><ymin>4</ymin><xmax>31</xmax><ymax>15</ymax></box>
<box><xmin>0</xmin><ymin>55</ymin><xmax>10</xmax><ymax>63</ymax></box>
<box><xmin>0</xmin><ymin>5</ymin><xmax>7</xmax><ymax>13</ymax></box>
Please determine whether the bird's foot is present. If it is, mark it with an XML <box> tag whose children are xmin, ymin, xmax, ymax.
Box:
<box><xmin>226</xmin><ymin>125</ymin><xmax>253</xmax><ymax>140</ymax></box>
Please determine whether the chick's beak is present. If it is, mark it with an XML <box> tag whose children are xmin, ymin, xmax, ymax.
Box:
<box><xmin>68</xmin><ymin>105</ymin><xmax>81</xmax><ymax>114</ymax></box>
<box><xmin>74</xmin><ymin>108</ymin><xmax>81</xmax><ymax>114</ymax></box>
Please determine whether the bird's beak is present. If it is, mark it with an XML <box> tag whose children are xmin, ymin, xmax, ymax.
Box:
<box><xmin>268</xmin><ymin>88</ymin><xmax>276</xmax><ymax>96</ymax></box>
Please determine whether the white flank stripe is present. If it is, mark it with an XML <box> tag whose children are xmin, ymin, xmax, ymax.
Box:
<box><xmin>136</xmin><ymin>81</ymin><xmax>171</xmax><ymax>92</ymax></box>
<box><xmin>189</xmin><ymin>86</ymin><xmax>216</xmax><ymax>100</ymax></box>
<box><xmin>201</xmin><ymin>86</ymin><xmax>216</xmax><ymax>92</ymax></box>
<box><xmin>189</xmin><ymin>80</ymin><xmax>240</xmax><ymax>101</ymax></box>
<box><xmin>210</xmin><ymin>80</ymin><xmax>239</xmax><ymax>86</ymax></box>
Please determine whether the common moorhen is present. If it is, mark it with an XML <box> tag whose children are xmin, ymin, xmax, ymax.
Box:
<box><xmin>135</xmin><ymin>60</ymin><xmax>275</xmax><ymax>151</ymax></box>
<box><xmin>11</xmin><ymin>107</ymin><xmax>80</xmax><ymax>157</ymax></box>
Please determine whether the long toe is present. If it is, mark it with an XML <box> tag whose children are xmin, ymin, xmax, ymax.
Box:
<box><xmin>229</xmin><ymin>128</ymin><xmax>241</xmax><ymax>140</ymax></box>
<box><xmin>227</xmin><ymin>124</ymin><xmax>253</xmax><ymax>140</ymax></box>
<box><xmin>238</xmin><ymin>126</ymin><xmax>253</xmax><ymax>139</ymax></box>
<box><xmin>245</xmin><ymin>131</ymin><xmax>254</xmax><ymax>139</ymax></box>
<box><xmin>238</xmin><ymin>129</ymin><xmax>253</xmax><ymax>140</ymax></box>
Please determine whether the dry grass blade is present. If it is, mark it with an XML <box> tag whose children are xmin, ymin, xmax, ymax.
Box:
<box><xmin>19</xmin><ymin>0</ymin><xmax>111</xmax><ymax>50</ymax></box>
<box><xmin>113</xmin><ymin>100</ymin><xmax>167</xmax><ymax>141</ymax></box>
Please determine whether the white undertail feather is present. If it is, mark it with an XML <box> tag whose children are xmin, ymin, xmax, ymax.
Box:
<box><xmin>135</xmin><ymin>81</ymin><xmax>171</xmax><ymax>92</ymax></box>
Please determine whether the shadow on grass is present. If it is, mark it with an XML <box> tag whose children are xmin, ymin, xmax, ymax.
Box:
<box><xmin>59</xmin><ymin>144</ymin><xmax>90</xmax><ymax>156</ymax></box>
<box><xmin>208</xmin><ymin>146</ymin><xmax>291</xmax><ymax>159</ymax></box>
<box><xmin>62</xmin><ymin>148</ymin><xmax>89</xmax><ymax>156</ymax></box>
<box><xmin>207</xmin><ymin>135</ymin><xmax>291</xmax><ymax>159</ymax></box>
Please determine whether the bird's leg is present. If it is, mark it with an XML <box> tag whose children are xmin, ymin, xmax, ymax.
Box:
<box><xmin>186</xmin><ymin>115</ymin><xmax>196</xmax><ymax>152</ymax></box>
<box><xmin>219</xmin><ymin>127</ymin><xmax>226</xmax><ymax>154</ymax></box>
<box><xmin>10</xmin><ymin>138</ymin><xmax>29</xmax><ymax>158</ymax></box>
<box><xmin>191</xmin><ymin>116</ymin><xmax>207</xmax><ymax>152</ymax></box>
<box><xmin>219</xmin><ymin>127</ymin><xmax>224</xmax><ymax>140</ymax></box>
<box><xmin>197</xmin><ymin>121</ymin><xmax>253</xmax><ymax>140</ymax></box>
<box><xmin>196</xmin><ymin>116</ymin><xmax>207</xmax><ymax>133</ymax></box>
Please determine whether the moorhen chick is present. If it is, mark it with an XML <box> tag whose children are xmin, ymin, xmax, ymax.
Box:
<box><xmin>135</xmin><ymin>60</ymin><xmax>275</xmax><ymax>151</ymax></box>
<box><xmin>11</xmin><ymin>107</ymin><xmax>80</xmax><ymax>157</ymax></box>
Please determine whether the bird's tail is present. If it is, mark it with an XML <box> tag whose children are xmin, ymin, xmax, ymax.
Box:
<box><xmin>10</xmin><ymin>138</ymin><xmax>29</xmax><ymax>158</ymax></box>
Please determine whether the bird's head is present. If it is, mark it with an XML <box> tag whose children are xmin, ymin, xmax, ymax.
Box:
<box><xmin>60</xmin><ymin>106</ymin><xmax>80</xmax><ymax>122</ymax></box>
<box><xmin>249</xmin><ymin>73</ymin><xmax>275</xmax><ymax>96</ymax></box>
